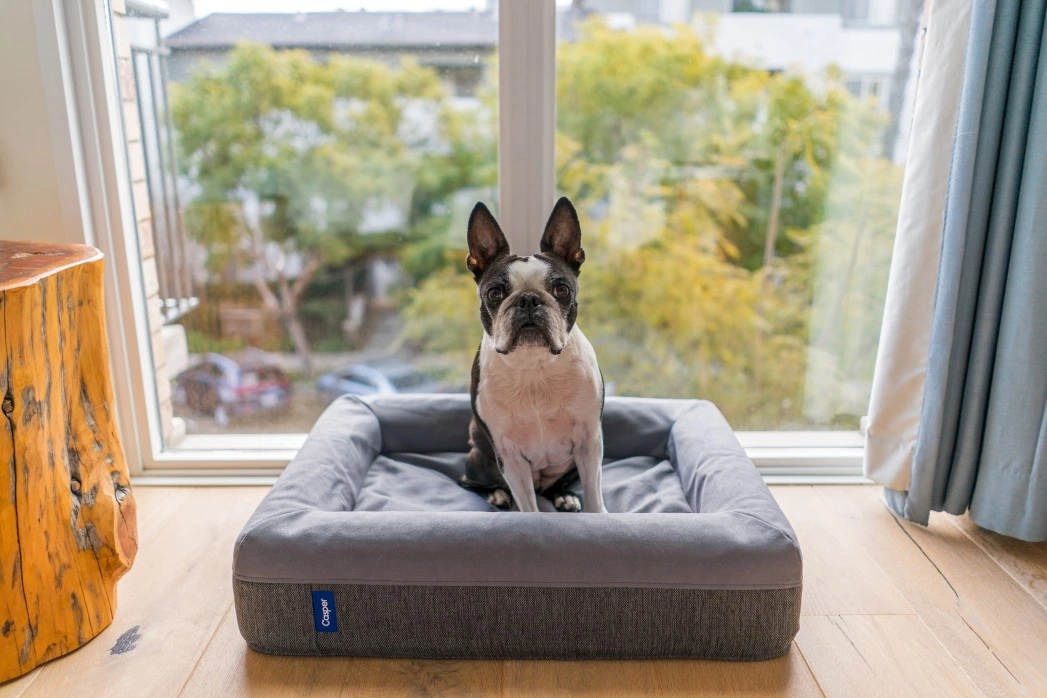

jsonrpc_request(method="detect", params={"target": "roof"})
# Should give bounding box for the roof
[165,11,498,51]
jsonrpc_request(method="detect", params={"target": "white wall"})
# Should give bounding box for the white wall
[701,12,900,76]
[0,1,82,245]
[866,0,900,26]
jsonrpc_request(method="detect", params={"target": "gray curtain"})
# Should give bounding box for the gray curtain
[886,0,1047,542]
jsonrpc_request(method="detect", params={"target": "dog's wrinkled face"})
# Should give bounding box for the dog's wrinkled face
[478,254,576,355]
[467,198,585,355]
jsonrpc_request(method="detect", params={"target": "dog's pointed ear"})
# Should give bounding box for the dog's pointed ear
[541,197,584,272]
[467,202,509,281]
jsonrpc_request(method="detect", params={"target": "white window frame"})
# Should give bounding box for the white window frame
[21,0,866,482]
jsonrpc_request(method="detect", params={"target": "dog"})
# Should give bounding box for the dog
[458,197,606,513]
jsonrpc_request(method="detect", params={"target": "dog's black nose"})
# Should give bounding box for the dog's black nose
[515,293,544,310]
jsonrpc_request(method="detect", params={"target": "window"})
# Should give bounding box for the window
[551,8,916,431]
[732,0,791,13]
[49,0,918,471]
[844,0,901,26]
[843,0,872,21]
[110,2,498,447]
[846,75,891,106]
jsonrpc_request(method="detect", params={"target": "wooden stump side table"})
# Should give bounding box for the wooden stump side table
[0,241,138,682]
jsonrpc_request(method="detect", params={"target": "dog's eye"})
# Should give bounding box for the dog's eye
[486,287,504,302]
[553,283,571,300]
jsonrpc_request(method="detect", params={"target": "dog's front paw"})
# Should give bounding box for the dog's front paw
[553,493,582,513]
[486,488,513,510]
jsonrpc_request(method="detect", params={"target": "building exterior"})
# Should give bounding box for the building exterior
[574,0,917,162]
[162,3,910,123]
[164,11,499,97]
[586,0,906,103]
[595,0,899,25]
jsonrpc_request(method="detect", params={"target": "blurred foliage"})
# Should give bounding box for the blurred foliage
[400,20,903,429]
[173,21,904,429]
[171,43,488,370]
[184,328,247,355]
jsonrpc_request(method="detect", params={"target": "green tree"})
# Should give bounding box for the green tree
[173,23,901,429]
[555,21,849,269]
[796,99,903,426]
[400,20,899,429]
[400,77,498,282]
[172,43,446,373]
[750,73,846,270]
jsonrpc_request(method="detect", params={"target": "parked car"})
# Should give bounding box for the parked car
[316,359,441,402]
[173,353,291,427]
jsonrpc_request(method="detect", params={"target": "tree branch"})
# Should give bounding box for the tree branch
[290,257,323,305]
[251,268,281,313]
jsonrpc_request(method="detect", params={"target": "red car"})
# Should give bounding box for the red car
[173,353,291,427]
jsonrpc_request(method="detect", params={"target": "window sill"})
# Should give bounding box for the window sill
[146,430,866,481]
[131,472,872,487]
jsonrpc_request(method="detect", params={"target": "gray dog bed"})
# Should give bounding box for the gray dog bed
[233,395,802,660]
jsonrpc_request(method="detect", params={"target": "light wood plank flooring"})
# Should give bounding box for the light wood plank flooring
[2,485,1045,697]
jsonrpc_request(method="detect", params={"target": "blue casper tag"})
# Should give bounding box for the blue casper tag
[311,590,339,632]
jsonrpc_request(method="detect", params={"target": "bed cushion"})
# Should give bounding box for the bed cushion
[233,394,803,660]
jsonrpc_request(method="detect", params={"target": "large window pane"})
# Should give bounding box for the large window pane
[115,3,496,444]
[551,1,919,430]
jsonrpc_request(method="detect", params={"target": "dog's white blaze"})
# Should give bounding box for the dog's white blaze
[506,256,551,291]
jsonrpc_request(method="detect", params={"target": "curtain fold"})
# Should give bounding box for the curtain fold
[864,0,973,490]
[875,0,1047,542]
[967,0,1047,540]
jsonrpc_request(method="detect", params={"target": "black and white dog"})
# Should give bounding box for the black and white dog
[459,197,606,513]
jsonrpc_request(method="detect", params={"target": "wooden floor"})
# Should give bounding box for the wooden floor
[2,485,1045,697]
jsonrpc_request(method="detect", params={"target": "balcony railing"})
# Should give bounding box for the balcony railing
[132,43,197,323]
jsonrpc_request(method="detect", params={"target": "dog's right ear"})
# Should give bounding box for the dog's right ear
[466,202,509,281]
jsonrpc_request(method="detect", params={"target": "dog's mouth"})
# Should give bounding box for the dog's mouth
[515,321,547,341]
[495,320,555,354]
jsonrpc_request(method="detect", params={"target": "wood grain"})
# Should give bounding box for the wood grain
[890,507,1047,694]
[0,243,137,682]
[771,487,911,616]
[5,484,1047,697]
[182,608,504,698]
[817,487,1045,696]
[948,513,1047,610]
[0,242,99,290]
[502,649,821,698]
[0,669,38,698]
[796,615,980,697]
[181,609,344,698]
[20,488,264,698]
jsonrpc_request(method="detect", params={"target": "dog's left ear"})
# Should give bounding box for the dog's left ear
[541,197,585,273]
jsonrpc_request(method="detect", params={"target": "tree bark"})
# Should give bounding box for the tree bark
[0,241,137,682]
[251,267,281,314]
[277,257,322,376]
[763,140,788,270]
[282,310,313,376]
[814,196,870,350]
[882,0,926,159]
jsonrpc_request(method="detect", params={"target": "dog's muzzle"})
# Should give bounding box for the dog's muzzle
[506,294,553,351]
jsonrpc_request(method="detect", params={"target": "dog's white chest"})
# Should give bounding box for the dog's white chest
[476,328,601,488]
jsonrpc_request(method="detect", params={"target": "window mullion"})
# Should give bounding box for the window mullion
[498,0,556,254]
[58,0,162,472]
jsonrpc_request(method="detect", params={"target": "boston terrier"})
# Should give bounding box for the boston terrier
[458,197,606,513]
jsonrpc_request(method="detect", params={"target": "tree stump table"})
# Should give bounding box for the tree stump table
[0,241,138,682]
